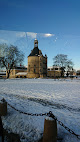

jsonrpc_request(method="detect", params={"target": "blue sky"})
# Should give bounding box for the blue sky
[0,0,80,70]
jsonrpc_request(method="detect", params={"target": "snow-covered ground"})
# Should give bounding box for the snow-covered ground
[0,78,80,142]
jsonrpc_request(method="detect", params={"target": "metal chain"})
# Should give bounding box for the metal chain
[7,102,48,116]
[0,99,48,116]
[1,99,80,139]
[48,111,80,139]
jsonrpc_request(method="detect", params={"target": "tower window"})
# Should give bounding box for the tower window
[34,65,36,73]
[55,68,58,70]
[35,43,38,47]
[34,68,36,73]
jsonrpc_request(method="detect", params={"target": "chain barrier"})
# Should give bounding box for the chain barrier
[48,111,80,140]
[8,102,48,116]
[1,98,80,140]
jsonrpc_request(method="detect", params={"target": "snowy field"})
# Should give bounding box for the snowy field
[0,78,80,142]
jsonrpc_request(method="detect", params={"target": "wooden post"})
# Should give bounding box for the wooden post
[0,98,7,116]
[43,118,57,142]
[0,116,4,142]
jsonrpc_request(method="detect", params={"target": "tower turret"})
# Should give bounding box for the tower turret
[34,39,38,48]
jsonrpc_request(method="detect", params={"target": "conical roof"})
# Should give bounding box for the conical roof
[29,47,39,56]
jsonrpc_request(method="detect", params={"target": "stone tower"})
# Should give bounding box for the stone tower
[27,39,47,78]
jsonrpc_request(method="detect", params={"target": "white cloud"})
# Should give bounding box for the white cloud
[16,32,26,38]
[43,33,55,37]
[16,31,54,39]
[27,32,37,39]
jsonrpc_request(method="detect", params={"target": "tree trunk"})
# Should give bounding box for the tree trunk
[61,70,64,77]
[7,69,10,78]
[66,71,69,77]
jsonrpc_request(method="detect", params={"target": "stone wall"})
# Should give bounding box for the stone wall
[27,56,40,78]
[27,56,47,78]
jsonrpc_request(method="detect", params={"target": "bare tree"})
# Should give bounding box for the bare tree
[66,60,74,77]
[53,54,74,77]
[0,44,24,78]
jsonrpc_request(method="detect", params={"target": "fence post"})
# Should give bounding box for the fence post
[0,116,4,142]
[0,98,7,116]
[43,118,57,142]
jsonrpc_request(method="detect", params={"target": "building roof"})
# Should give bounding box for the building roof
[16,72,27,75]
[28,47,42,56]
[28,39,47,57]
[14,66,27,70]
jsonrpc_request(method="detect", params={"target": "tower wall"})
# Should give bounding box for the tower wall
[39,56,47,78]
[27,56,40,78]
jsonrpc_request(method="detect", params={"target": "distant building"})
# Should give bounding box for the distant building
[76,70,80,76]
[0,71,6,78]
[69,70,76,77]
[47,66,61,78]
[6,66,27,78]
[27,39,47,78]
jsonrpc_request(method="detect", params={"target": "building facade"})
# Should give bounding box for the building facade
[0,71,6,78]
[47,66,61,78]
[6,66,27,78]
[27,39,47,78]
